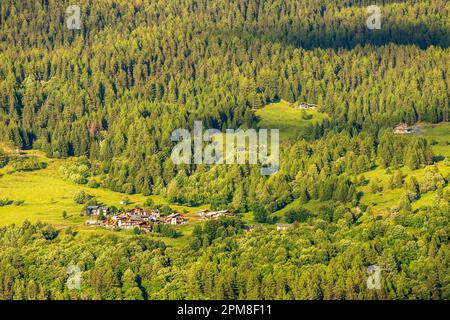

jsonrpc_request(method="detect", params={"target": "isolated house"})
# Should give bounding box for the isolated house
[245,225,263,232]
[126,208,147,216]
[296,103,317,110]
[276,223,293,231]
[127,214,150,222]
[149,209,161,218]
[202,210,233,220]
[108,208,161,231]
[393,123,417,134]
[103,219,117,229]
[126,208,149,219]
[138,223,153,232]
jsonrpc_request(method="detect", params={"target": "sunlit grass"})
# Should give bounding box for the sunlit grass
[255,100,329,140]
[0,150,208,246]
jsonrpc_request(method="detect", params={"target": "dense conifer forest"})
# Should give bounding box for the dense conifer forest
[0,0,449,300]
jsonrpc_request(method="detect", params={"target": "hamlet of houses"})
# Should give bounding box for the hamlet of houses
[84,206,185,232]
[83,206,297,234]
[84,206,235,232]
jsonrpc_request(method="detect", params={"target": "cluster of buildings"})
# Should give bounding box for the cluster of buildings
[84,206,186,232]
[84,205,296,233]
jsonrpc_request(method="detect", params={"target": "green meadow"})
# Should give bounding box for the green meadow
[357,123,449,212]
[0,150,206,246]
[255,100,329,140]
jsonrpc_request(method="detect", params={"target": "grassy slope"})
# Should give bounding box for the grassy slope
[358,123,450,212]
[255,100,329,140]
[0,110,448,241]
[0,150,208,247]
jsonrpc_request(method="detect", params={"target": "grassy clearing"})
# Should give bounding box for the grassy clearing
[255,100,329,140]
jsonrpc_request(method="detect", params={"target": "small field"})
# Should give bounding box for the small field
[255,100,329,140]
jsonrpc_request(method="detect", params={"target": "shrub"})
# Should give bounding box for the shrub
[285,208,313,223]
[42,225,58,240]
[59,158,93,185]
[144,198,154,207]
[87,179,100,188]
[12,157,47,172]
[73,190,94,204]
[65,226,77,237]
[0,198,13,206]
[154,224,179,238]
[123,183,135,195]
[120,196,131,206]
[158,205,173,216]
[13,200,25,206]
[0,153,9,168]
[253,203,268,223]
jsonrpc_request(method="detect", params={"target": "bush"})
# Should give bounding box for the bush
[253,204,268,223]
[73,190,94,204]
[157,205,173,216]
[65,226,77,237]
[59,158,93,185]
[0,152,9,168]
[109,206,119,215]
[285,208,313,223]
[123,183,135,195]
[42,225,58,240]
[144,198,154,207]
[0,198,13,206]
[120,196,131,206]
[69,173,88,184]
[13,200,25,206]
[12,157,47,172]
[154,224,179,238]
[87,179,100,188]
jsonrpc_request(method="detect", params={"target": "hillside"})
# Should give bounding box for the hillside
[1,121,448,231]
[0,0,449,301]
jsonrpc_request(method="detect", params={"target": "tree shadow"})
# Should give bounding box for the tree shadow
[211,22,449,51]
[207,0,449,51]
